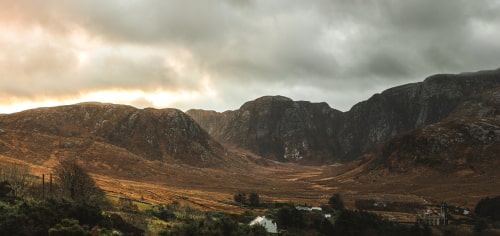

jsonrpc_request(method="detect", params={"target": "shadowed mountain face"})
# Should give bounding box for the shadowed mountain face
[338,69,500,161]
[188,69,500,164]
[0,103,223,166]
[371,87,500,172]
[189,96,343,164]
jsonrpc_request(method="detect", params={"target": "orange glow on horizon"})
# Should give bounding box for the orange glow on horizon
[0,89,215,114]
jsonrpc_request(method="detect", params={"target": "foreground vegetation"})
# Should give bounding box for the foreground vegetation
[0,160,143,235]
[2,161,500,235]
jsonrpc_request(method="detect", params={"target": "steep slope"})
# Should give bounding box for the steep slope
[189,69,500,163]
[309,87,500,208]
[369,87,500,173]
[188,96,343,163]
[339,69,500,160]
[0,103,224,166]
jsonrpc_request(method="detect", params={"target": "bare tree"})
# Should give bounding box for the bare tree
[54,159,105,206]
[0,162,34,198]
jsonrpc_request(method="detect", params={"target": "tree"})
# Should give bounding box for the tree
[277,206,303,229]
[54,159,104,206]
[0,181,12,198]
[328,194,345,210]
[234,192,247,205]
[249,193,260,207]
[475,196,500,221]
[0,163,33,198]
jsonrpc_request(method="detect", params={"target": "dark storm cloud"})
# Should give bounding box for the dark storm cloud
[1,0,499,112]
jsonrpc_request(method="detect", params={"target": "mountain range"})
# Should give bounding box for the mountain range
[0,68,498,209]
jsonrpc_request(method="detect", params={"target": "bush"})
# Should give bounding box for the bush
[334,210,431,236]
[0,181,12,197]
[249,193,260,207]
[474,217,488,233]
[328,194,345,210]
[109,213,145,236]
[147,205,175,221]
[0,198,138,236]
[277,206,303,229]
[160,215,268,236]
[475,196,500,221]
[234,192,246,205]
[48,219,91,236]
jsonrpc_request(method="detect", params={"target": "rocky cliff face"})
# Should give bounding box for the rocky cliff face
[188,69,500,163]
[371,87,500,172]
[0,103,223,165]
[339,69,500,160]
[188,96,344,163]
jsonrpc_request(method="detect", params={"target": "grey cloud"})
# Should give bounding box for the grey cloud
[82,54,199,92]
[0,36,201,99]
[1,0,500,112]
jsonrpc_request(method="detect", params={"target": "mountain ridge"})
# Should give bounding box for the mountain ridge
[188,68,500,164]
[0,68,498,213]
[0,102,224,166]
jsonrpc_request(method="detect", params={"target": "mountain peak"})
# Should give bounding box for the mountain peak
[239,95,293,110]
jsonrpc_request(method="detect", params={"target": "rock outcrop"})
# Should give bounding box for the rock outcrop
[188,69,500,163]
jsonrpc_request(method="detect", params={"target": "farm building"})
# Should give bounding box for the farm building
[249,216,278,234]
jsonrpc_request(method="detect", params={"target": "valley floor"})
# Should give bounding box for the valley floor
[2,149,500,220]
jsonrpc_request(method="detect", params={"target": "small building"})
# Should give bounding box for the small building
[417,203,448,226]
[416,215,447,226]
[249,216,278,234]
[296,206,312,211]
[311,207,323,211]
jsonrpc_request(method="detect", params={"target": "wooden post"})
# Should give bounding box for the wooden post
[42,174,45,199]
[49,174,53,196]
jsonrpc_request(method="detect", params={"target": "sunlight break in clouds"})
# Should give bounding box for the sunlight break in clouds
[0,85,216,114]
[1,0,500,113]
[0,20,217,114]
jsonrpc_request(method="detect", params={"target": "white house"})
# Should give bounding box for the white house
[296,206,323,211]
[311,207,323,211]
[296,206,312,211]
[249,216,278,234]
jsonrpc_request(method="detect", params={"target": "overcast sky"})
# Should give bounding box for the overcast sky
[1,0,499,113]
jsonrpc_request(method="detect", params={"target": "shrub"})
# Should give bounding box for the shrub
[475,196,500,221]
[234,192,246,205]
[328,194,345,210]
[249,193,260,207]
[277,206,303,229]
[48,219,91,236]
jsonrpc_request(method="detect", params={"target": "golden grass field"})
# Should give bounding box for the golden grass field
[2,142,499,217]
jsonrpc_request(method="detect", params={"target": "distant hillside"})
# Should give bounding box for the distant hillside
[0,103,224,166]
[188,69,500,164]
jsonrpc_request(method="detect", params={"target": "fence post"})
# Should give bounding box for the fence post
[49,174,53,196]
[42,174,45,199]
